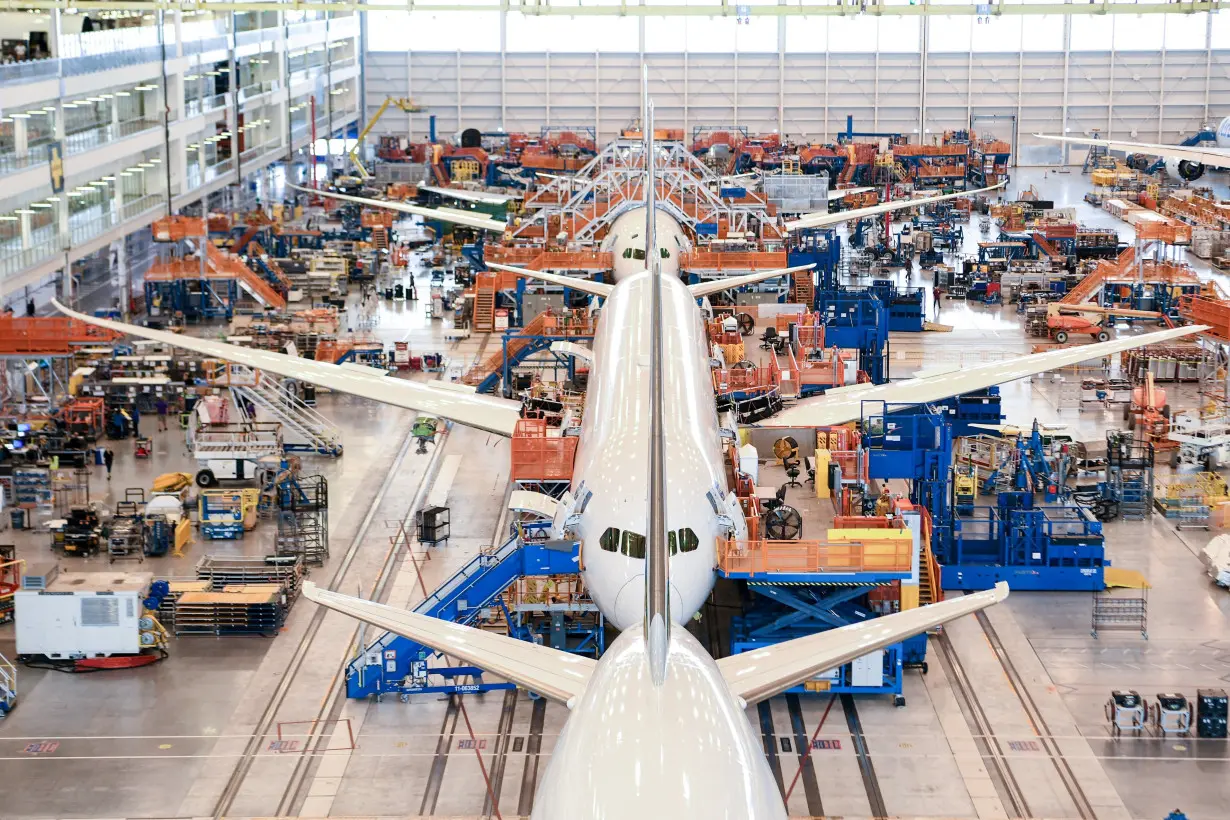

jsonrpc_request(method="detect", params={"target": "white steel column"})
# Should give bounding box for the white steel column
[1061,12,1071,165]
[1158,17,1167,142]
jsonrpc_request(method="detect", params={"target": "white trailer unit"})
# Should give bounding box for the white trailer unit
[15,571,152,659]
[189,410,283,487]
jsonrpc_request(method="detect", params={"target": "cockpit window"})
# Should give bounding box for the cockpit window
[600,527,621,552]
[678,528,699,553]
[632,248,646,261]
[660,248,670,259]
[622,248,634,259]
[621,531,646,559]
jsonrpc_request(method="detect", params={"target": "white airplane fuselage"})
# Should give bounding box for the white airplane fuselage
[532,627,786,819]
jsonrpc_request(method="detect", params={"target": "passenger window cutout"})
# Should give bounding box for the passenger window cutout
[668,531,678,556]
[600,527,621,552]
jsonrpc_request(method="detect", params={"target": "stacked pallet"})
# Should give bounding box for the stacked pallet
[195,555,304,600]
[172,584,286,637]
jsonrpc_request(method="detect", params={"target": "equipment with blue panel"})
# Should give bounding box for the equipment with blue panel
[929,387,1004,438]
[868,280,926,332]
[815,290,889,384]
[787,228,841,294]
[945,492,1106,591]
[346,534,604,700]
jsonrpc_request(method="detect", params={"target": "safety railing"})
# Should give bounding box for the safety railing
[682,251,788,271]
[0,237,61,280]
[713,364,778,396]
[64,115,163,157]
[0,316,123,356]
[717,537,913,577]
[0,57,59,85]
[510,418,578,482]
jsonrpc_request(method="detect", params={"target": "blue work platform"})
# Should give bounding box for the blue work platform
[346,535,600,700]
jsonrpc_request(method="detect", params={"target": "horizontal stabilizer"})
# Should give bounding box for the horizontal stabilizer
[303,581,595,704]
[52,300,523,437]
[719,583,1008,703]
[485,262,614,298]
[762,325,1205,429]
[688,264,816,299]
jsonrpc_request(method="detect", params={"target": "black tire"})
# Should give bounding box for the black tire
[1096,330,1110,342]
[1207,451,1220,472]
[1162,404,1171,419]
[1055,330,1069,344]
[1170,449,1181,468]
[1128,413,1136,431]
[1122,402,1131,421]
[195,469,217,488]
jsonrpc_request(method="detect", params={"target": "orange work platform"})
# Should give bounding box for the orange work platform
[510,418,578,481]
[152,215,207,242]
[0,316,123,356]
[682,251,788,272]
[717,535,912,577]
[1180,295,1230,342]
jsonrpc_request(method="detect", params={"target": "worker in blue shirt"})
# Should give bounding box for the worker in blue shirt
[130,404,141,437]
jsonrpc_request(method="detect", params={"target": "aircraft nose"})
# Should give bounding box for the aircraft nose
[613,575,645,631]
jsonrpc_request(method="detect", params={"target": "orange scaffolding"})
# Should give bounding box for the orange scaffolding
[716,535,912,577]
[510,418,578,481]
[0,316,123,356]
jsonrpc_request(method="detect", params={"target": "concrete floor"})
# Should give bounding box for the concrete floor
[1,166,1230,819]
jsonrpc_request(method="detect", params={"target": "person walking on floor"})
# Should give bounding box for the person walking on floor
[155,397,169,431]
[103,447,114,480]
[932,286,943,319]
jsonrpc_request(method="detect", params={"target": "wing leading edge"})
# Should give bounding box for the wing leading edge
[52,301,523,436]
[785,182,1007,232]
[286,183,507,233]
[1035,134,1230,168]
[303,582,595,704]
[764,325,1205,429]
[720,583,1008,703]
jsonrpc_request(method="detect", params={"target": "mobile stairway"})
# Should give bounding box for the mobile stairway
[206,362,344,456]
[462,312,595,395]
[0,651,15,717]
[345,535,584,700]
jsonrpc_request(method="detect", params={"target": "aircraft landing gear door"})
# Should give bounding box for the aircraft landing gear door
[970,112,1017,185]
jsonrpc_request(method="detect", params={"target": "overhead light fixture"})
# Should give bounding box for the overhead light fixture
[30,202,53,209]
[41,107,55,113]
[120,172,134,177]
[14,209,36,215]
[100,94,114,100]
[138,162,154,168]
[63,104,78,109]
[150,158,162,164]
[0,216,18,221]
[102,176,116,182]
[73,100,89,105]
[10,113,30,119]
[116,91,131,97]
[47,197,60,202]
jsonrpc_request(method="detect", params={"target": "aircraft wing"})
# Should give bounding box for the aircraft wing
[764,325,1203,428]
[785,182,1006,232]
[1035,134,1230,167]
[687,264,816,299]
[485,262,614,298]
[52,300,523,436]
[303,582,594,704]
[828,186,875,201]
[287,183,507,233]
[720,583,1007,703]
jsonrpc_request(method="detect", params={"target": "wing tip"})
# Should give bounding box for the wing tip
[302,580,323,602]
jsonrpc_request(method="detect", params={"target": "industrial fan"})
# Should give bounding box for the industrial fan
[762,506,803,540]
[772,436,803,488]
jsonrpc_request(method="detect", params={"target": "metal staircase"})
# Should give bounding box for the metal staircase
[472,273,497,332]
[346,535,580,699]
[205,243,287,310]
[210,363,343,456]
[462,311,549,390]
[0,651,15,717]
[1061,247,1135,304]
[515,139,775,242]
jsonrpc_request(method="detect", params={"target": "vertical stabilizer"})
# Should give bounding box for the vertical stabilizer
[642,73,671,686]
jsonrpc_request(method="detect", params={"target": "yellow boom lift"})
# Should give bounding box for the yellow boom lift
[349,97,426,181]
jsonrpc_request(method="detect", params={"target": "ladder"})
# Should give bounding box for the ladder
[230,368,344,456]
[0,651,15,717]
[371,226,389,252]
[473,273,497,332]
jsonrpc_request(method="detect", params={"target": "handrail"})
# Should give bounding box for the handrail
[717,536,912,576]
